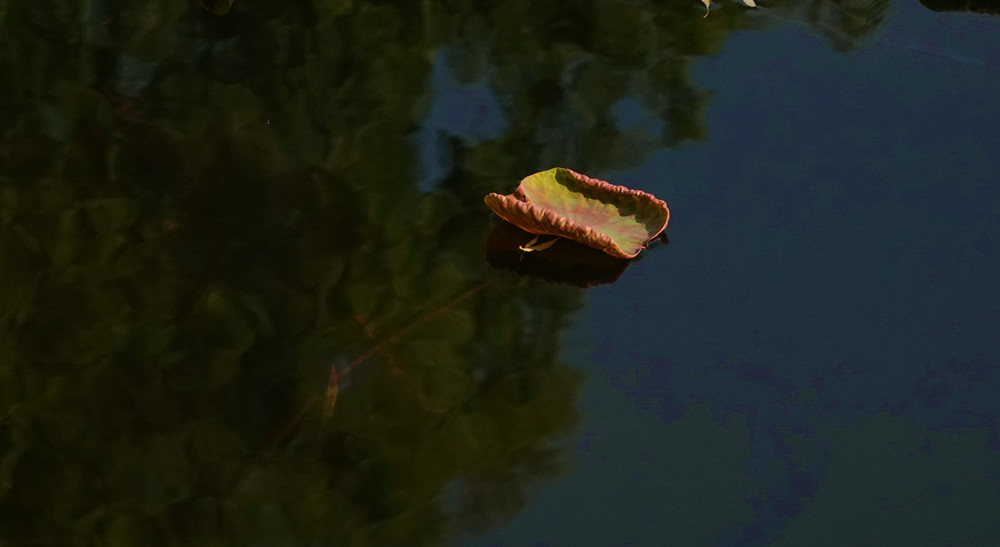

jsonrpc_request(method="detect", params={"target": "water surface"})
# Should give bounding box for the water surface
[1,1,998,545]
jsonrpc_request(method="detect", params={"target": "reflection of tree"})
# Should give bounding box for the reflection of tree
[921,0,1000,14]
[0,0,891,544]
[442,1,727,174]
[768,0,892,52]
[808,0,891,52]
[0,2,583,544]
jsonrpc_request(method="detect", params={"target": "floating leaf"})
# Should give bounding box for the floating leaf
[702,0,711,16]
[484,168,669,259]
[743,0,757,7]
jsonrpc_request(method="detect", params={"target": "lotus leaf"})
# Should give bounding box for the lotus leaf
[483,168,670,259]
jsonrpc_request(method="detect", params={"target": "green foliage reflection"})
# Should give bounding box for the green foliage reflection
[0,0,887,544]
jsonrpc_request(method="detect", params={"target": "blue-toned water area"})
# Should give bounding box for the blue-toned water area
[1,1,998,545]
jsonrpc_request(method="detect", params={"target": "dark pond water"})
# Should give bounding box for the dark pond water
[2,1,999,545]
